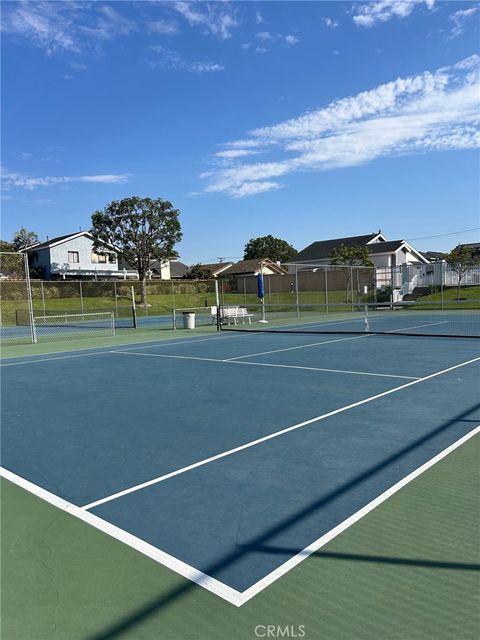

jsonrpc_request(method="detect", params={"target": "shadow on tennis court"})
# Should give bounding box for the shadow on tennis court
[247,549,480,572]
[87,402,479,640]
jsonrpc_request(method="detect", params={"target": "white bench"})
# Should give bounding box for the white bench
[221,306,253,325]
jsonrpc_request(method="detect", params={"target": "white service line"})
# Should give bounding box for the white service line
[81,355,480,511]
[386,321,448,333]
[225,333,372,360]
[110,349,419,380]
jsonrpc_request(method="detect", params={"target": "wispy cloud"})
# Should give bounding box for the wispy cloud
[323,17,339,29]
[353,0,435,27]
[2,169,130,190]
[171,1,239,39]
[449,6,479,38]
[148,45,224,73]
[79,5,135,40]
[202,56,480,198]
[214,149,260,159]
[245,30,300,53]
[1,1,136,55]
[148,19,180,35]
[1,1,80,54]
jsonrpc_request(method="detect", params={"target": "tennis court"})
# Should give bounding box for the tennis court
[2,319,479,624]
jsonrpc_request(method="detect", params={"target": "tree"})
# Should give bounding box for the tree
[13,228,38,251]
[444,245,480,300]
[0,241,26,279]
[184,264,213,280]
[243,235,297,262]
[330,244,374,267]
[330,244,374,302]
[90,196,182,304]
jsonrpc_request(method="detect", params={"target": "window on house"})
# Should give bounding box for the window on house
[91,253,107,263]
[68,251,79,263]
[108,254,116,263]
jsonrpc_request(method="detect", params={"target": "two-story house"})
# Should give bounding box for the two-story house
[24,231,130,280]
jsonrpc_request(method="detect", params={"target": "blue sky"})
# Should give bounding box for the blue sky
[2,0,479,263]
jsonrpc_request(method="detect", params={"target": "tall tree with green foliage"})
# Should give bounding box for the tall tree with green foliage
[444,245,479,300]
[330,244,374,303]
[243,235,297,262]
[0,241,26,279]
[90,196,182,304]
[13,228,38,251]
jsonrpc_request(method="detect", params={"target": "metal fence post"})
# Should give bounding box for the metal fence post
[325,267,329,314]
[41,280,46,316]
[295,265,300,317]
[79,281,84,315]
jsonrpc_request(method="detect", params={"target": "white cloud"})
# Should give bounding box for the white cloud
[449,7,479,38]
[285,35,300,45]
[323,17,339,28]
[202,56,480,197]
[353,0,435,27]
[256,31,274,41]
[148,20,180,35]
[1,1,135,55]
[80,5,135,40]
[215,149,260,159]
[2,170,130,190]
[148,45,224,73]
[171,1,239,39]
[255,11,263,24]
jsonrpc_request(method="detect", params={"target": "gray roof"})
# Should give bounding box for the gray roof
[289,234,379,262]
[367,240,405,254]
[169,261,189,278]
[26,232,89,251]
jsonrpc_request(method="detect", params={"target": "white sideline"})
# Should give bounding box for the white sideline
[110,349,419,380]
[0,332,250,367]
[0,467,242,606]
[2,426,479,608]
[239,424,480,605]
[81,355,480,511]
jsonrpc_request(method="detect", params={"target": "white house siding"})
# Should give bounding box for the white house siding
[48,236,118,277]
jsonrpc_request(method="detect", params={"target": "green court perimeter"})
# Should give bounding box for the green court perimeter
[1,328,479,640]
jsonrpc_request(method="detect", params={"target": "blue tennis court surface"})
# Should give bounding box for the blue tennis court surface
[1,331,479,602]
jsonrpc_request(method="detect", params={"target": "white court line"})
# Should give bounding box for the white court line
[0,467,242,606]
[2,425,478,607]
[0,332,248,367]
[225,320,453,361]
[238,424,480,605]
[81,355,480,511]
[226,333,372,360]
[385,321,448,333]
[111,350,419,380]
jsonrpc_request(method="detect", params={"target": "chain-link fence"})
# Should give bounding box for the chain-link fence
[0,275,219,344]
[0,253,36,345]
[218,264,377,310]
[2,259,478,346]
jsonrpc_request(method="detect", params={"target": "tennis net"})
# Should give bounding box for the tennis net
[33,312,116,340]
[218,300,480,338]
